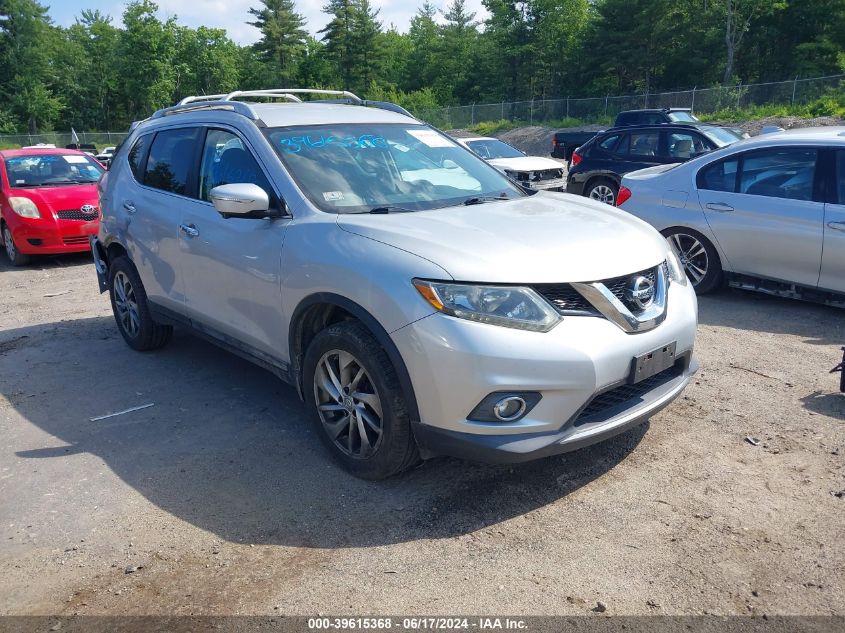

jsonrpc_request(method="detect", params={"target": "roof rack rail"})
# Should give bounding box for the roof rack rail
[150,88,414,124]
[221,88,361,103]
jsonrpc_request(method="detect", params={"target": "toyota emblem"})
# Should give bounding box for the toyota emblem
[626,275,655,310]
[80,204,97,215]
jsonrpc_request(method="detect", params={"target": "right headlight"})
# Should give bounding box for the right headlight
[8,197,40,219]
[413,279,561,332]
[665,248,688,286]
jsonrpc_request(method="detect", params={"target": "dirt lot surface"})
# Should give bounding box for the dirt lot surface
[1,254,843,617]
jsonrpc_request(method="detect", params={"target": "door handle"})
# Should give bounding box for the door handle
[123,200,136,213]
[706,202,734,212]
[179,223,199,238]
[828,221,845,232]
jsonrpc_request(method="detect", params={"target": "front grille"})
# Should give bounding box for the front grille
[533,265,660,316]
[57,208,99,221]
[533,284,595,314]
[573,363,683,426]
[603,266,657,310]
[532,168,564,182]
[63,236,90,245]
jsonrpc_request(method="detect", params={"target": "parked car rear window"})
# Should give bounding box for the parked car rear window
[597,135,621,151]
[128,134,151,181]
[144,128,199,196]
[4,153,103,187]
[264,124,523,213]
[699,158,739,192]
[739,149,816,201]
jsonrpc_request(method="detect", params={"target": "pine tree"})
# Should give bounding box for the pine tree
[248,0,307,86]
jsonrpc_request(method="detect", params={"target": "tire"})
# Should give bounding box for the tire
[302,320,419,480]
[108,256,173,351]
[662,227,723,294]
[2,222,31,266]
[585,178,619,206]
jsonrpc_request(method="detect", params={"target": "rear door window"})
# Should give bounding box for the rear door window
[143,128,200,196]
[666,132,709,160]
[628,132,659,157]
[738,149,817,201]
[698,158,739,192]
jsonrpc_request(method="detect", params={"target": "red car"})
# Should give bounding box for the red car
[0,147,105,266]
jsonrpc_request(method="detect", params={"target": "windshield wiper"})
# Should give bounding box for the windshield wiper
[463,195,510,206]
[366,205,415,214]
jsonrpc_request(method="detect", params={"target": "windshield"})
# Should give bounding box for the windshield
[264,124,524,213]
[465,138,524,160]
[668,111,698,122]
[4,153,104,187]
[701,126,744,148]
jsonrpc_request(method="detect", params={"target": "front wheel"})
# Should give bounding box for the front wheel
[303,320,419,479]
[108,256,173,351]
[662,227,723,294]
[2,223,30,266]
[585,178,619,206]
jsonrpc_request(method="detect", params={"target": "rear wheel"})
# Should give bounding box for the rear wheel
[585,178,619,206]
[2,223,30,266]
[303,320,419,480]
[662,227,723,294]
[108,256,173,351]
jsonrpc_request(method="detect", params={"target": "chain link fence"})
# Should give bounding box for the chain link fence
[416,74,845,130]
[0,131,128,149]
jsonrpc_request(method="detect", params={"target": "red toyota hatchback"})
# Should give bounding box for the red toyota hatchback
[0,148,105,266]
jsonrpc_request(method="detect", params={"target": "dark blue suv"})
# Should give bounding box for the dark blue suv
[566,124,743,206]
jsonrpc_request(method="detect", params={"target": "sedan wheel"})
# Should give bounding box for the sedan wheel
[313,349,384,459]
[113,270,141,339]
[586,180,618,205]
[3,224,29,266]
[667,232,709,286]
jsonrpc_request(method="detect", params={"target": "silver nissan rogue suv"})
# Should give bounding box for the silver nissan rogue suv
[92,89,699,479]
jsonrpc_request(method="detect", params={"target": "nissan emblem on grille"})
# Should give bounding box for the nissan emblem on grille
[626,275,655,310]
[80,204,97,215]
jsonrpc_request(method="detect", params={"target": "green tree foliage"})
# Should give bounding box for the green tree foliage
[0,0,841,134]
[248,0,307,86]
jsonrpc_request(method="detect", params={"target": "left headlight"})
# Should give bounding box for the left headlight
[8,197,40,219]
[413,279,561,332]
[665,248,688,286]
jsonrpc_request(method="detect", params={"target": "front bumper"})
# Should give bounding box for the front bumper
[4,215,98,255]
[391,281,698,463]
[526,177,567,191]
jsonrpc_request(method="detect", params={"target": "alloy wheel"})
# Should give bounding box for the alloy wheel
[589,184,616,205]
[667,233,709,285]
[313,349,384,459]
[3,226,15,261]
[113,270,141,338]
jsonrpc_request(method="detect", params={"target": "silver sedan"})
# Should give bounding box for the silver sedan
[618,127,845,305]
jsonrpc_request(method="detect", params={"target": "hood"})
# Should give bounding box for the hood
[6,183,99,214]
[488,156,564,173]
[336,192,669,284]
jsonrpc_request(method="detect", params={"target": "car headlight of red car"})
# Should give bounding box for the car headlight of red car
[8,197,40,219]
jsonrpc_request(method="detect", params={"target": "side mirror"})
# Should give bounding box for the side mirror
[209,183,270,217]
[442,159,459,170]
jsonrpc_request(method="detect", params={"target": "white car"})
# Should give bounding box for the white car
[619,127,845,305]
[457,136,567,191]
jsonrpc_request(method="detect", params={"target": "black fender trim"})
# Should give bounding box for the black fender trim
[288,293,421,426]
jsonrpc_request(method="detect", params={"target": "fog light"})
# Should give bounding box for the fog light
[493,396,527,421]
[467,391,541,423]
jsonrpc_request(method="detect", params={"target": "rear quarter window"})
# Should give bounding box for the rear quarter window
[698,158,739,192]
[143,128,200,196]
[127,134,151,181]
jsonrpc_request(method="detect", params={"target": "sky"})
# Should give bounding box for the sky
[45,0,490,45]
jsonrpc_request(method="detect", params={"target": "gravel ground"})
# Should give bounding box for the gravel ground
[0,253,843,617]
